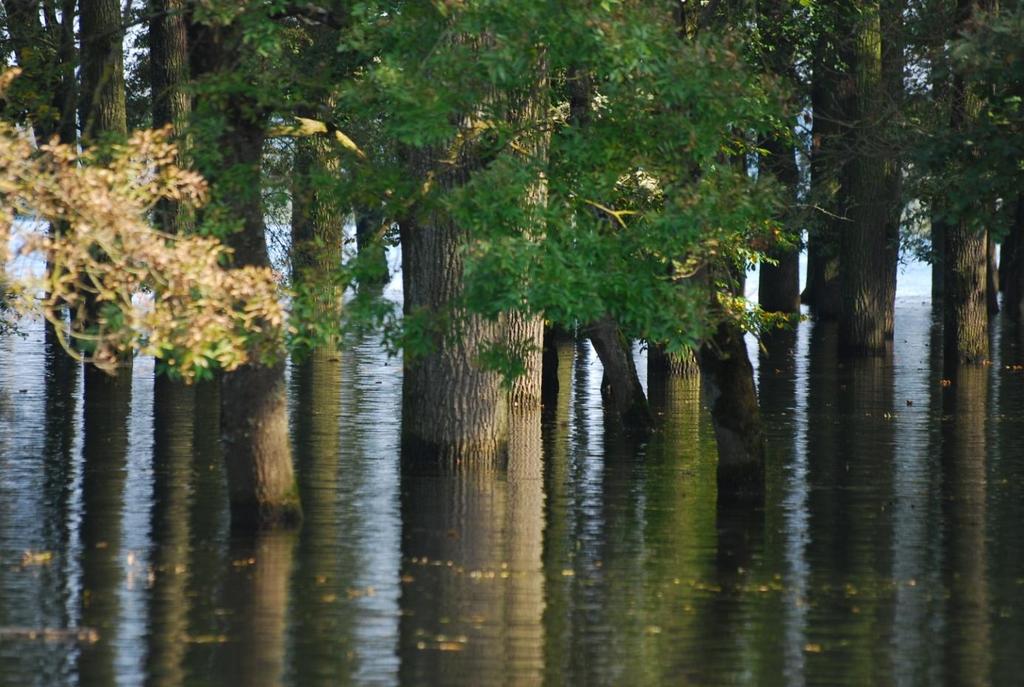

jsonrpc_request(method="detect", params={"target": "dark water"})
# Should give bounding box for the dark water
[2,295,1024,686]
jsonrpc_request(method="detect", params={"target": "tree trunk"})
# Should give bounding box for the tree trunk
[79,0,127,140]
[540,324,571,411]
[648,344,699,379]
[291,130,344,328]
[805,10,842,319]
[757,0,801,315]
[150,0,191,234]
[932,218,947,300]
[699,321,765,499]
[191,20,300,527]
[586,316,652,432]
[838,0,895,356]
[943,0,990,366]
[507,310,545,409]
[400,214,508,459]
[355,211,390,288]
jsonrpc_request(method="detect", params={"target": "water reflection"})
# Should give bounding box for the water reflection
[0,301,1023,685]
[77,368,132,684]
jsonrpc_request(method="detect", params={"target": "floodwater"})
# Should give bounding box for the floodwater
[2,266,1023,686]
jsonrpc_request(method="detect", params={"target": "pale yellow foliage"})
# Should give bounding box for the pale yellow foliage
[0,69,285,380]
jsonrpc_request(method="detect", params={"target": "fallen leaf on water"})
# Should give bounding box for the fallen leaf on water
[20,551,53,567]
[804,643,823,653]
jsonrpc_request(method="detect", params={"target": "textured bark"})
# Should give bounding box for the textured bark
[699,322,765,498]
[291,130,344,323]
[648,344,700,379]
[150,0,191,234]
[587,316,652,432]
[757,0,801,315]
[79,0,127,140]
[1004,196,1024,322]
[220,363,300,527]
[838,0,896,356]
[401,214,508,460]
[804,13,842,319]
[943,0,991,365]
[507,310,545,409]
[192,21,300,527]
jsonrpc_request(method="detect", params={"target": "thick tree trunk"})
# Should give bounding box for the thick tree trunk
[540,325,571,411]
[401,215,508,459]
[699,322,765,498]
[150,0,191,234]
[79,0,127,140]
[587,316,652,432]
[507,310,545,409]
[944,222,989,364]
[191,21,300,528]
[838,0,896,356]
[943,0,990,365]
[648,344,700,379]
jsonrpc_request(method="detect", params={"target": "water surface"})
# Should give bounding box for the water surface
[1,286,1023,685]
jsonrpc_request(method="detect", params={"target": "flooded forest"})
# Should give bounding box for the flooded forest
[1,0,1023,685]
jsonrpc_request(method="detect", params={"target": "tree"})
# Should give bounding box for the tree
[189,6,302,526]
[837,0,901,356]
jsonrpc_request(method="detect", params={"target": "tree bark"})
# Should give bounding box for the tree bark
[587,316,652,432]
[507,310,545,409]
[191,18,300,527]
[804,10,842,319]
[291,129,344,326]
[943,0,991,366]
[150,0,191,234]
[699,321,765,499]
[400,213,508,460]
[837,0,896,356]
[79,0,127,140]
